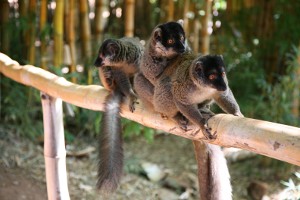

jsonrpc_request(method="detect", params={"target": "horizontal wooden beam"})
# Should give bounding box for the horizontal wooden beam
[1,53,300,166]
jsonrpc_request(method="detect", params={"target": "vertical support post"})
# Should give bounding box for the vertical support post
[192,141,210,200]
[192,141,232,200]
[41,93,70,200]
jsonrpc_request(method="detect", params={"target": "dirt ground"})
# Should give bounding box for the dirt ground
[0,125,299,200]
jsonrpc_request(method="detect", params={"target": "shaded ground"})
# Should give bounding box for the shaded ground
[0,167,47,200]
[0,126,299,200]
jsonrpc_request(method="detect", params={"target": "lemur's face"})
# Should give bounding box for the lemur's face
[194,55,227,92]
[94,39,120,67]
[153,22,187,57]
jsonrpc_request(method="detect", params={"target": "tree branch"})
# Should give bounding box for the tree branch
[1,53,300,166]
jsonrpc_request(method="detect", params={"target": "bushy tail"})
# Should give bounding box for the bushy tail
[97,90,124,192]
[193,141,232,200]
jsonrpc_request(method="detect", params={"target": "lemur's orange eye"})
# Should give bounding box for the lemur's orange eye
[167,39,174,44]
[209,74,217,80]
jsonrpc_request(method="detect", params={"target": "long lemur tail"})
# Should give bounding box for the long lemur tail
[193,141,232,200]
[97,89,124,192]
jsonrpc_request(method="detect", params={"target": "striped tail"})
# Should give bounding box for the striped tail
[97,90,124,192]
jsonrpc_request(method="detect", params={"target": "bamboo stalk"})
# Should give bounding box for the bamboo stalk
[124,0,135,37]
[28,0,37,65]
[0,0,10,53]
[167,0,174,21]
[192,1,200,53]
[183,0,190,35]
[95,0,108,44]
[292,44,300,118]
[79,0,92,84]
[1,53,300,166]
[201,0,212,55]
[40,0,48,69]
[66,0,77,83]
[53,0,64,67]
[18,0,28,60]
[158,0,167,23]
[19,0,28,17]
[79,0,92,58]
[41,92,70,200]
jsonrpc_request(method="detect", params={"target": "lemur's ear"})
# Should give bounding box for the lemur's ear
[153,28,162,42]
[195,61,204,74]
[106,42,119,56]
[177,19,184,27]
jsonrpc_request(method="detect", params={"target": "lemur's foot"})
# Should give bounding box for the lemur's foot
[201,125,217,140]
[129,93,138,113]
[160,113,168,120]
[179,123,189,131]
[173,113,190,131]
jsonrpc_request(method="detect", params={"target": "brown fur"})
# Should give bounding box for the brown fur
[153,53,243,138]
[134,21,189,108]
[94,37,144,193]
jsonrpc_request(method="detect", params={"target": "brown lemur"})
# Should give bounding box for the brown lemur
[153,54,243,199]
[133,20,240,199]
[134,20,190,108]
[153,54,243,138]
[94,37,144,192]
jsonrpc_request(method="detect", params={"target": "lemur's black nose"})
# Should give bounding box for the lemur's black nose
[94,57,104,67]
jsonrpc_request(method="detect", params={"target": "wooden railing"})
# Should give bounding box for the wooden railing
[1,53,300,199]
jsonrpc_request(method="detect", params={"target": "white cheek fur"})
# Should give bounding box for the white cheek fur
[155,42,178,57]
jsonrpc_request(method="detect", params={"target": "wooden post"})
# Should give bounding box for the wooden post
[125,0,135,37]
[193,141,232,200]
[41,93,70,200]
